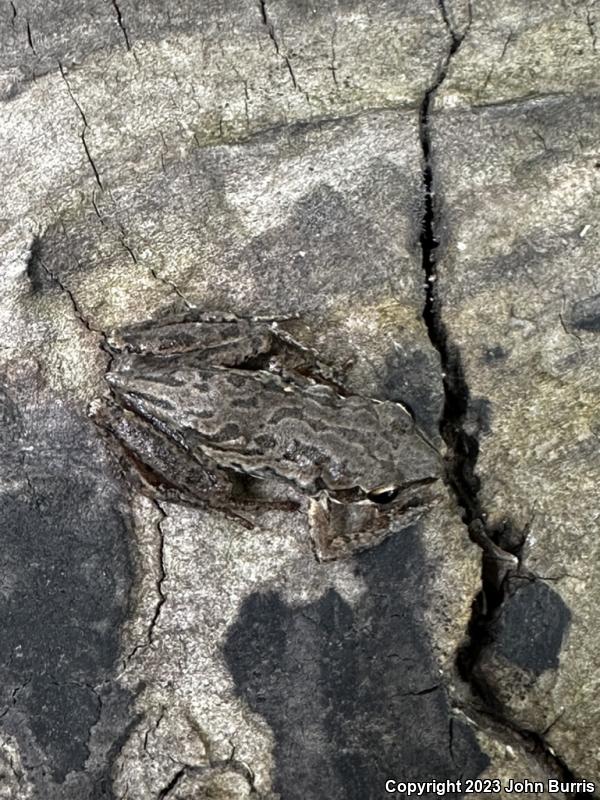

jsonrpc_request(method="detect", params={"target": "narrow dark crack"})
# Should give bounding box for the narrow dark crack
[29,235,107,340]
[587,9,597,51]
[25,18,35,52]
[453,700,597,797]
[329,23,339,88]
[154,738,258,799]
[258,0,277,51]
[147,264,192,307]
[91,194,107,226]
[435,0,457,44]
[142,708,261,797]
[157,767,186,799]
[123,499,169,665]
[258,0,299,91]
[147,499,168,645]
[110,0,132,51]
[418,5,592,793]
[420,0,479,524]
[58,61,104,190]
[110,218,191,305]
[80,136,104,190]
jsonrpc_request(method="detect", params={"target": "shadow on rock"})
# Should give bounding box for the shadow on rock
[0,389,133,797]
[224,526,489,799]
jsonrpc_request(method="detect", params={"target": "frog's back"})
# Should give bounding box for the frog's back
[108,362,440,496]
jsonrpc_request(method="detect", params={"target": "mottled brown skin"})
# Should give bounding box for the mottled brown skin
[95,311,443,560]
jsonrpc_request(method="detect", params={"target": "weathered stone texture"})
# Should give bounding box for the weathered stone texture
[1,0,598,796]
[432,0,600,782]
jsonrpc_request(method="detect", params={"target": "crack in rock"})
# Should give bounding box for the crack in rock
[154,744,258,799]
[417,2,587,788]
[147,500,168,646]
[110,0,132,51]
[258,0,299,92]
[58,62,104,190]
[28,235,107,341]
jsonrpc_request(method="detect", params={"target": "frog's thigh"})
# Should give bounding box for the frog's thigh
[114,318,276,366]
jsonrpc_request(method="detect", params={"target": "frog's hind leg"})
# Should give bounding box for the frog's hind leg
[106,315,274,368]
[91,400,300,527]
[92,399,224,503]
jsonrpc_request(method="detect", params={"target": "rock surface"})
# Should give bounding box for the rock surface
[0,0,597,797]
[433,4,600,782]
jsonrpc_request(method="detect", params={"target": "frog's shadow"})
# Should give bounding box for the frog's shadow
[223,526,489,800]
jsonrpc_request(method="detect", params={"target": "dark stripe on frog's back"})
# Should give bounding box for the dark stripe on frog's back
[131,365,412,460]
[230,395,259,409]
[182,376,405,489]
[267,406,304,425]
[117,364,432,489]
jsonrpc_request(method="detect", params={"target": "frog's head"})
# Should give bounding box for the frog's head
[309,475,443,562]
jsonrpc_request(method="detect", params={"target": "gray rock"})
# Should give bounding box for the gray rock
[1,0,595,796]
[432,3,600,783]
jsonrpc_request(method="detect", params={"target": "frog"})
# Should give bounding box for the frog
[92,310,443,561]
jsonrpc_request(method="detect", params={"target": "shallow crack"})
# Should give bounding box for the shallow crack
[329,23,339,88]
[58,62,104,190]
[258,0,279,53]
[258,0,299,92]
[110,219,191,306]
[147,263,193,307]
[110,0,132,51]
[155,753,258,799]
[124,499,170,664]
[586,8,597,51]
[417,4,590,790]
[453,700,596,796]
[22,465,42,510]
[28,235,107,341]
[147,499,168,645]
[150,711,259,798]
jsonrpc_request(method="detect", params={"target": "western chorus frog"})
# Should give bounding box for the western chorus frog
[93,310,442,560]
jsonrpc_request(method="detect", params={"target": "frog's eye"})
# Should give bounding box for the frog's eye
[367,485,399,504]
